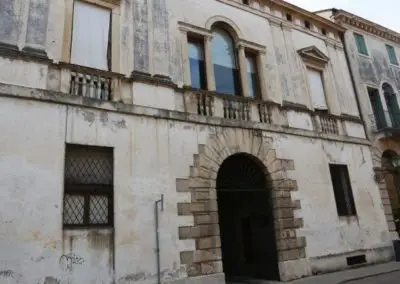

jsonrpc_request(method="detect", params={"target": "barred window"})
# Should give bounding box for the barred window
[63,144,113,228]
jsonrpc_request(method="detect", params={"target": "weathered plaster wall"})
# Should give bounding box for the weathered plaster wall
[0,0,361,117]
[0,95,388,283]
[343,27,400,137]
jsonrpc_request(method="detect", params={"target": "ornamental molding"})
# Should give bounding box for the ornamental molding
[334,12,400,45]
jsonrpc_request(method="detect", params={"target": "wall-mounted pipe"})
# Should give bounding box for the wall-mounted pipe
[155,194,164,284]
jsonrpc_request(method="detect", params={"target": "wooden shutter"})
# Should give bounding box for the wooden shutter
[70,1,111,70]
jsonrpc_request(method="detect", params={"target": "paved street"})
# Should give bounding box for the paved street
[343,270,400,284]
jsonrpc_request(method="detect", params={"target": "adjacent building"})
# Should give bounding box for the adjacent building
[317,8,400,238]
[0,0,393,283]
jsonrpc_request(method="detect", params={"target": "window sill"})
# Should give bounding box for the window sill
[63,225,113,230]
[339,215,358,223]
[357,53,371,60]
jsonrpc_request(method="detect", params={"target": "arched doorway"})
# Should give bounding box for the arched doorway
[382,150,400,233]
[216,153,279,282]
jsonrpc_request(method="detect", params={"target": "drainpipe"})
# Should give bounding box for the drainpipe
[155,194,164,284]
[340,31,369,139]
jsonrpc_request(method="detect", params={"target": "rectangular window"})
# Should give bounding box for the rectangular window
[386,44,399,65]
[307,68,327,110]
[188,37,207,89]
[70,0,111,70]
[354,33,368,56]
[63,144,113,228]
[329,164,357,217]
[245,53,259,98]
[368,88,387,130]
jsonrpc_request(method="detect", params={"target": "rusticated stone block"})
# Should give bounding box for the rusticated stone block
[201,261,223,274]
[193,248,222,263]
[177,203,191,216]
[187,263,201,277]
[278,249,300,261]
[180,251,193,264]
[196,236,221,249]
[194,213,219,225]
[176,178,190,192]
[274,208,294,219]
[190,202,206,212]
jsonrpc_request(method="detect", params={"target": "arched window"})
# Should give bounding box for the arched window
[383,83,400,127]
[211,27,241,95]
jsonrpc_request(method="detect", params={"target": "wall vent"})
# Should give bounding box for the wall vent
[346,254,366,266]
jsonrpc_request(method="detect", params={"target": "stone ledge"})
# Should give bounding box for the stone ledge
[0,83,372,147]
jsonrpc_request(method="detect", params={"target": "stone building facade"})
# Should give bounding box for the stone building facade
[317,8,400,239]
[0,0,393,283]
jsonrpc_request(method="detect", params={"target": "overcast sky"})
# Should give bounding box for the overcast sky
[285,0,400,32]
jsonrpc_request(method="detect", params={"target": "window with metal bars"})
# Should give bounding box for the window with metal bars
[63,144,114,228]
[329,164,357,217]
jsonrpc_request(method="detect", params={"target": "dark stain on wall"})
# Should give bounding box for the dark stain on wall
[25,0,49,47]
[0,0,19,45]
[358,57,378,84]
[133,0,149,73]
[372,50,391,81]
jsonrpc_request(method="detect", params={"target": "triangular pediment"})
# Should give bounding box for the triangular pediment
[297,46,330,64]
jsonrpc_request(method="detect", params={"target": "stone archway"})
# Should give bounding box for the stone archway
[216,153,279,281]
[176,129,306,282]
[371,143,399,236]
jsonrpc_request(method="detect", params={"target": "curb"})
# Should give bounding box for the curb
[339,268,400,283]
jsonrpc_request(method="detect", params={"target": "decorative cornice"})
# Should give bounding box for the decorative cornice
[333,10,400,45]
[297,46,330,65]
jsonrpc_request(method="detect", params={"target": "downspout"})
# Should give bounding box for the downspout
[340,29,369,139]
[155,194,164,284]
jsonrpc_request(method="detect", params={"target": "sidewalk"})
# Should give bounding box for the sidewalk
[287,262,400,284]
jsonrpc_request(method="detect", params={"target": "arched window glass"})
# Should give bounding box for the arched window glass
[383,83,400,127]
[211,27,241,95]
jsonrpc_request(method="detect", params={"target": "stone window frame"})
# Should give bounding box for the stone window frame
[179,19,268,99]
[61,0,121,73]
[298,46,332,112]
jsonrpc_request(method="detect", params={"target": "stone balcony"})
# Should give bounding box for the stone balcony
[183,88,348,137]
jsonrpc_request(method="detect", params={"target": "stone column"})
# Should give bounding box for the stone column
[257,52,268,100]
[204,35,216,91]
[238,44,249,97]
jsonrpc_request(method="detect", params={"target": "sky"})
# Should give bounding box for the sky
[285,0,400,32]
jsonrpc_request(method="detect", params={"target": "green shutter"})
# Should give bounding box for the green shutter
[354,33,368,55]
[386,44,399,65]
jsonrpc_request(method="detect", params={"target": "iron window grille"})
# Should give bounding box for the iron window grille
[63,144,114,228]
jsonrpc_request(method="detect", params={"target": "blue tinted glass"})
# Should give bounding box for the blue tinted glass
[246,55,258,98]
[189,40,206,89]
[212,28,240,95]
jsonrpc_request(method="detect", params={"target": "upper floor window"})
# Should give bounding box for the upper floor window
[242,0,249,5]
[386,44,399,66]
[245,52,259,98]
[307,68,327,110]
[211,27,241,95]
[188,37,207,89]
[70,1,111,70]
[304,20,311,30]
[383,83,400,127]
[354,33,368,56]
